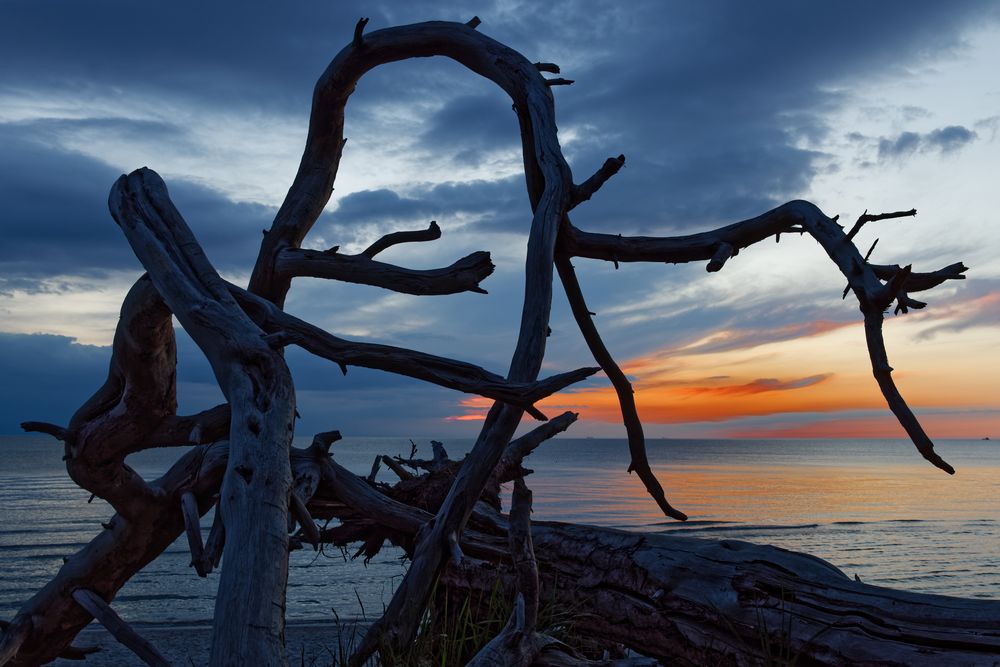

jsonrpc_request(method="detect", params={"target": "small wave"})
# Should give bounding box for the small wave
[114,593,208,603]
[662,522,820,534]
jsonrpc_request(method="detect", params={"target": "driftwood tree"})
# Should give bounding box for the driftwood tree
[2,17,997,667]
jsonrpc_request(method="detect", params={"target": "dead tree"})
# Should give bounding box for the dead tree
[0,16,983,667]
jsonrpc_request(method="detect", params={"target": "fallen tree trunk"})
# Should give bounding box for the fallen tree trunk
[442,519,1000,666]
[309,440,1000,666]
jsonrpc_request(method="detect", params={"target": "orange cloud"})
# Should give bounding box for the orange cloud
[444,290,1000,437]
[444,396,491,422]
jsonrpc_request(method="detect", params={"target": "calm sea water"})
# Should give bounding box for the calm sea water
[1,435,998,630]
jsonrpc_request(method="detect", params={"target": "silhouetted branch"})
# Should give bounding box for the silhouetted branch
[277,246,494,295]
[845,207,916,242]
[361,220,441,258]
[555,256,688,521]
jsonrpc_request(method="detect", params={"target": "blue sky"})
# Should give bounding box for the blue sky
[1,1,998,439]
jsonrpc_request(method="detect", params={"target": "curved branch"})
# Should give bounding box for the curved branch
[1,443,229,666]
[863,313,954,473]
[493,411,578,484]
[276,247,494,295]
[570,154,625,210]
[555,256,687,521]
[362,220,440,258]
[564,199,959,475]
[110,168,297,664]
[250,20,568,308]
[561,200,809,265]
[229,285,597,416]
[320,20,573,662]
[870,261,968,293]
[19,421,67,441]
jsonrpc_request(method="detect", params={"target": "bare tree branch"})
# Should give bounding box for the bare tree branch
[556,256,688,521]
[361,220,441,258]
[110,168,297,664]
[845,207,916,242]
[276,246,494,295]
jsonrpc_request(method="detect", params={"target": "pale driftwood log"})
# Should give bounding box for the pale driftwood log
[70,589,170,667]
[110,168,297,667]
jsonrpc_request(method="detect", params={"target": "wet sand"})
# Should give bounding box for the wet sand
[52,622,354,666]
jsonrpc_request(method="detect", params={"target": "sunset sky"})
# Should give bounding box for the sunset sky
[1,1,998,440]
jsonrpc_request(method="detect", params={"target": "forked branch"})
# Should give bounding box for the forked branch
[563,200,964,474]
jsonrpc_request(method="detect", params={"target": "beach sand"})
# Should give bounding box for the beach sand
[52,622,350,666]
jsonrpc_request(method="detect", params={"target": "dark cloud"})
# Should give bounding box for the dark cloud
[322,176,529,241]
[418,92,521,167]
[878,125,978,160]
[0,333,108,432]
[2,0,998,437]
[926,126,979,152]
[0,327,515,435]
[0,122,274,286]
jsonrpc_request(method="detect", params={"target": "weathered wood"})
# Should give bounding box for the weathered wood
[313,450,1000,665]
[361,220,440,258]
[381,454,415,480]
[556,257,687,521]
[468,478,544,667]
[4,15,978,667]
[277,246,494,295]
[845,207,916,241]
[71,589,171,667]
[203,504,225,573]
[563,200,965,474]
[111,168,297,666]
[443,521,1000,666]
[289,491,320,549]
[492,411,577,484]
[1,440,230,666]
[229,284,597,417]
[180,491,208,577]
[0,618,30,666]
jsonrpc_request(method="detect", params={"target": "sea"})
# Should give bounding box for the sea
[2,435,998,642]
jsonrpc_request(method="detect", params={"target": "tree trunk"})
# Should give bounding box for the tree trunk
[443,520,1000,666]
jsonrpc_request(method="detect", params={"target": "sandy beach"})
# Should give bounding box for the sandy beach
[52,622,351,666]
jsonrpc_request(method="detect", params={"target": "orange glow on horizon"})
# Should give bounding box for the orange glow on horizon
[443,295,1000,437]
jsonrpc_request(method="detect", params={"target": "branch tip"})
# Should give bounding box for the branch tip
[20,421,68,441]
[707,242,734,272]
[353,18,369,48]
